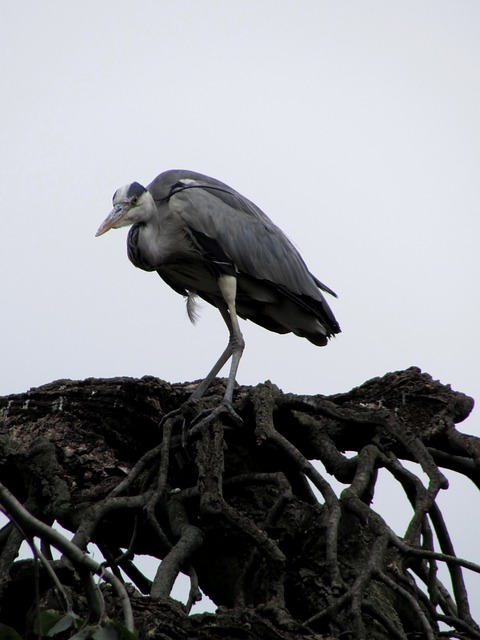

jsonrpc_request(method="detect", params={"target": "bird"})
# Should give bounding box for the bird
[96,169,340,427]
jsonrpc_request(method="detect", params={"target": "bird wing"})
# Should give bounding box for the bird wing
[148,170,336,303]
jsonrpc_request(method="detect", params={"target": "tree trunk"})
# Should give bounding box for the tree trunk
[0,367,478,639]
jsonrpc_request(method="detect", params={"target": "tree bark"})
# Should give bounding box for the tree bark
[0,367,478,639]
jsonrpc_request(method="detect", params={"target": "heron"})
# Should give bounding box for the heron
[96,169,340,428]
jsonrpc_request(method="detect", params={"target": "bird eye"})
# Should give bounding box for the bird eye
[131,196,139,205]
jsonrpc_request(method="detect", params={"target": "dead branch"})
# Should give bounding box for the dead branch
[0,367,478,639]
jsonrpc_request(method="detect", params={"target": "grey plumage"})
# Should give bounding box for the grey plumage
[96,169,340,420]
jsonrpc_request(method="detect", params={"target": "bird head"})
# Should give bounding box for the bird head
[95,182,155,236]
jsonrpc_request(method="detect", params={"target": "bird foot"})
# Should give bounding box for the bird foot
[159,404,193,429]
[188,399,243,438]
[159,398,242,447]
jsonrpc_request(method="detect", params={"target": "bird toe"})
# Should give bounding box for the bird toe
[188,399,243,437]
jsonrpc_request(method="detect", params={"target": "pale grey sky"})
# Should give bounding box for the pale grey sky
[1,0,479,615]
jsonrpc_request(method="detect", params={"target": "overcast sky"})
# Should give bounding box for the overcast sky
[1,1,479,616]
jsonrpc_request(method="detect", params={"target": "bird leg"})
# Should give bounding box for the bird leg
[187,340,234,404]
[188,276,245,433]
[160,276,245,437]
[216,275,245,405]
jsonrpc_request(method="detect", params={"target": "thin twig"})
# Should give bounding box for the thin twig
[0,482,135,632]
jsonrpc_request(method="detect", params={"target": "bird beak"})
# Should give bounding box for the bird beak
[95,204,128,237]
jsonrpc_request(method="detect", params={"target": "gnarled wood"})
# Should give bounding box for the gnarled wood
[0,367,478,639]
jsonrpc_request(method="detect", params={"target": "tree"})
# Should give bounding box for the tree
[0,367,479,639]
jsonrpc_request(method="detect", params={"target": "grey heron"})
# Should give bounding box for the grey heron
[96,170,340,427]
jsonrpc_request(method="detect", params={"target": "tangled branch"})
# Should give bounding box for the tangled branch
[0,367,478,639]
